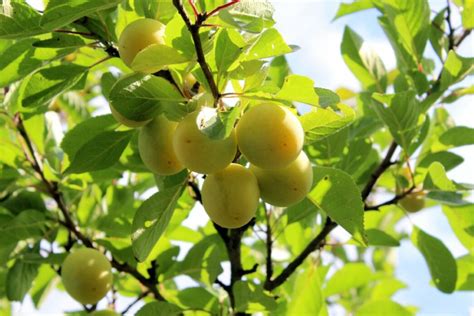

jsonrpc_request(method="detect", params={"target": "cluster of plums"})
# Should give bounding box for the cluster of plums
[136,103,313,229]
[110,18,314,228]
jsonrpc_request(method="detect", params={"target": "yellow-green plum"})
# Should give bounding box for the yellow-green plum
[172,110,237,174]
[109,104,150,128]
[61,248,112,305]
[399,191,426,213]
[250,151,313,207]
[202,164,260,228]
[236,103,304,169]
[118,18,166,67]
[138,115,184,175]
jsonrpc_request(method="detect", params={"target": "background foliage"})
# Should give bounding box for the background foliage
[0,0,473,315]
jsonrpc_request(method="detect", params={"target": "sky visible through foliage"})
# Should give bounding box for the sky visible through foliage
[10,0,474,315]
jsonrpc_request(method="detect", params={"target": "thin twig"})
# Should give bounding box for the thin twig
[206,0,241,18]
[121,290,151,315]
[365,186,417,211]
[173,0,221,103]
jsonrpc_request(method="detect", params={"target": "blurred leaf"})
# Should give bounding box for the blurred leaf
[109,73,184,122]
[366,229,400,247]
[334,0,374,19]
[41,0,122,29]
[244,28,291,60]
[301,104,355,144]
[33,34,86,49]
[6,260,39,301]
[371,91,422,151]
[371,278,406,300]
[286,264,322,315]
[22,64,88,108]
[136,301,182,316]
[65,130,134,174]
[308,167,366,245]
[30,265,56,308]
[357,299,412,316]
[214,28,245,78]
[132,177,186,262]
[324,263,375,297]
[61,115,119,159]
[234,281,277,313]
[439,126,474,148]
[314,88,340,108]
[411,226,457,293]
[418,151,464,172]
[0,2,47,39]
[131,44,189,74]
[276,74,319,105]
[460,0,474,29]
[177,287,219,314]
[423,162,457,191]
[443,204,474,254]
[456,254,474,291]
[341,26,387,92]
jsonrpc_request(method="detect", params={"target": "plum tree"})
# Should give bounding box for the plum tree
[61,248,113,305]
[237,103,305,169]
[400,191,426,213]
[250,151,313,207]
[173,110,237,174]
[138,115,184,175]
[202,164,260,228]
[117,18,166,67]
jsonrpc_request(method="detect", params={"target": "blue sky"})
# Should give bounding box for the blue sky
[13,0,474,315]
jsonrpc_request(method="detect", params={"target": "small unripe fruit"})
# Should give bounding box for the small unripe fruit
[250,151,313,207]
[109,104,150,128]
[61,248,112,305]
[118,18,166,67]
[399,191,426,213]
[173,111,237,174]
[138,115,184,175]
[202,164,260,228]
[237,103,304,169]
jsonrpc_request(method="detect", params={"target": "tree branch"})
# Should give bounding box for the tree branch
[13,114,166,302]
[120,290,150,315]
[173,0,220,103]
[361,141,398,201]
[364,186,416,211]
[263,218,337,291]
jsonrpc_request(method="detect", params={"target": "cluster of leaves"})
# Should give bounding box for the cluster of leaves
[0,0,473,315]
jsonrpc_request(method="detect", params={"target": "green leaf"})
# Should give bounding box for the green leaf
[286,264,323,315]
[461,0,474,29]
[439,126,474,148]
[267,56,289,88]
[411,226,457,293]
[65,130,134,174]
[214,28,245,78]
[0,210,48,247]
[376,0,430,68]
[371,91,422,151]
[275,74,319,106]
[177,287,218,313]
[324,263,375,297]
[341,26,387,92]
[6,260,39,301]
[308,167,366,245]
[136,301,182,316]
[131,44,189,74]
[41,0,122,30]
[423,162,457,191]
[418,151,464,172]
[0,2,47,39]
[61,115,119,159]
[443,204,474,254]
[132,179,186,262]
[427,191,470,206]
[234,281,277,313]
[371,278,407,300]
[314,88,341,108]
[357,300,412,316]
[285,198,317,226]
[334,0,374,19]
[429,9,448,62]
[300,104,355,144]
[22,65,88,108]
[439,51,474,91]
[244,28,292,61]
[30,265,56,308]
[456,254,474,291]
[198,106,240,140]
[366,229,400,247]
[109,73,184,122]
[33,34,86,49]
